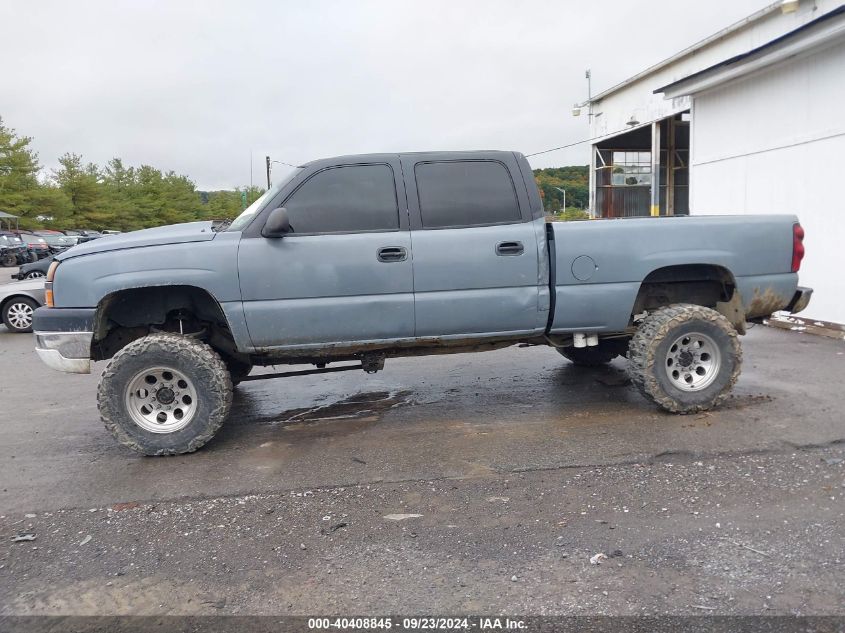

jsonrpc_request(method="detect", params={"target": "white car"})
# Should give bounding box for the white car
[0,278,45,333]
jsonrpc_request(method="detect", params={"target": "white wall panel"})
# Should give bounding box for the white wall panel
[692,86,845,323]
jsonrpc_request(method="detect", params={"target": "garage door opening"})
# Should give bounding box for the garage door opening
[593,111,689,218]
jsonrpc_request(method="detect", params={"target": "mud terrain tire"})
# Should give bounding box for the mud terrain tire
[98,333,233,455]
[627,304,741,414]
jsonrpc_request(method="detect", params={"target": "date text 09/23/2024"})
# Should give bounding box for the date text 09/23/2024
[308,617,526,630]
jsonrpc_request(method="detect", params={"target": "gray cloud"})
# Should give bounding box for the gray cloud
[2,0,765,189]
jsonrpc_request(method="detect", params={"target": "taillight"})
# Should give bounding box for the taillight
[791,223,805,273]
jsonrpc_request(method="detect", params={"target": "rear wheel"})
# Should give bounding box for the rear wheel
[98,333,233,455]
[627,304,741,413]
[2,297,37,333]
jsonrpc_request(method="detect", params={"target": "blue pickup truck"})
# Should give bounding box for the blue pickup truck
[32,151,812,455]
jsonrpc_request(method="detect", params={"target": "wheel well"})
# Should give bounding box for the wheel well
[91,285,243,362]
[632,265,745,332]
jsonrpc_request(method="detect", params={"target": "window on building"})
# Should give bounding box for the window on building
[284,164,398,234]
[415,160,521,228]
[611,151,652,186]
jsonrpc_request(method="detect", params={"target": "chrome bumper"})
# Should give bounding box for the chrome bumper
[786,286,813,315]
[34,331,93,374]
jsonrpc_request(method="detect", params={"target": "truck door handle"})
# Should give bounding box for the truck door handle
[496,241,524,256]
[377,246,407,262]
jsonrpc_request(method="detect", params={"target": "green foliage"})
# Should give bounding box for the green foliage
[200,186,264,221]
[551,207,590,221]
[533,165,589,212]
[0,116,265,231]
[0,117,51,228]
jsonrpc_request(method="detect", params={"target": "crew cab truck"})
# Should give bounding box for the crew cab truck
[32,151,812,455]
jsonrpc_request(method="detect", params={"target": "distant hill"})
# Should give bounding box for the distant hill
[533,166,588,212]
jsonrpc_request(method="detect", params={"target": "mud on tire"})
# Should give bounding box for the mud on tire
[98,333,233,455]
[627,303,741,414]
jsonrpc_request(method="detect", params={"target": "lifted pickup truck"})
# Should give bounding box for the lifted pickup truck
[33,151,812,455]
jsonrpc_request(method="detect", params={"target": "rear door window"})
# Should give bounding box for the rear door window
[284,164,398,234]
[415,160,521,229]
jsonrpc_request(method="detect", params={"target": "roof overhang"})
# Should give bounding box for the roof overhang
[656,4,845,99]
[576,1,782,106]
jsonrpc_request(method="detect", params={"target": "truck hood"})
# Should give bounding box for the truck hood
[56,221,217,260]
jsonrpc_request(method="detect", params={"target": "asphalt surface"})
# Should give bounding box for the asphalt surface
[0,274,843,615]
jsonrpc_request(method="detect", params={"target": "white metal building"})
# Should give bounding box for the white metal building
[577,0,845,324]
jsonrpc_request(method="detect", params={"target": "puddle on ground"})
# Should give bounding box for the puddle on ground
[271,390,413,429]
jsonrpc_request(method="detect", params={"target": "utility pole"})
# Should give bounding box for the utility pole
[265,156,271,189]
[553,187,566,211]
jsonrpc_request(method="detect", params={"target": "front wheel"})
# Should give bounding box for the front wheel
[98,333,233,455]
[25,270,46,279]
[627,304,741,414]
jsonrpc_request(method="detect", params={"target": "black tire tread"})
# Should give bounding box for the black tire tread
[627,303,741,414]
[98,333,233,455]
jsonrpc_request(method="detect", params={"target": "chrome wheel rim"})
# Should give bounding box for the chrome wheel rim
[25,271,45,279]
[124,366,198,433]
[664,332,721,392]
[7,302,34,330]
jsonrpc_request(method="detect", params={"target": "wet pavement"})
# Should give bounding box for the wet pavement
[0,321,843,615]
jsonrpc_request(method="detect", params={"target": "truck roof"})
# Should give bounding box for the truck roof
[303,150,522,168]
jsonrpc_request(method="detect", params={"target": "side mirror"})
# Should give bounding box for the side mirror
[262,207,291,238]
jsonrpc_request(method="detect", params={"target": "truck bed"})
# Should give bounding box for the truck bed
[548,214,799,333]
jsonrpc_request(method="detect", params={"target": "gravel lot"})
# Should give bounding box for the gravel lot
[0,274,843,616]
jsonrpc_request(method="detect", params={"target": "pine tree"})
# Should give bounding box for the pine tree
[0,117,42,226]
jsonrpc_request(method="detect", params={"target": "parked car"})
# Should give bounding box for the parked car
[40,234,79,253]
[0,278,45,333]
[64,230,102,244]
[32,150,812,455]
[17,233,51,260]
[14,255,55,279]
[0,233,29,267]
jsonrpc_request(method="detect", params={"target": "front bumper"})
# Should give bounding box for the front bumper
[786,286,813,314]
[34,332,93,374]
[32,307,97,374]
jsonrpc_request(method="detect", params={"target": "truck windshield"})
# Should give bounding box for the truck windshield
[227,170,299,232]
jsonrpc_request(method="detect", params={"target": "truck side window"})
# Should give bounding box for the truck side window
[284,164,398,234]
[415,161,520,229]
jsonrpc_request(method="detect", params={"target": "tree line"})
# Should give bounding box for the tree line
[534,166,589,215]
[0,117,264,231]
[1,116,588,231]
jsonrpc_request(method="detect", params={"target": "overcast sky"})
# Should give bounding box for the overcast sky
[3,0,766,190]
